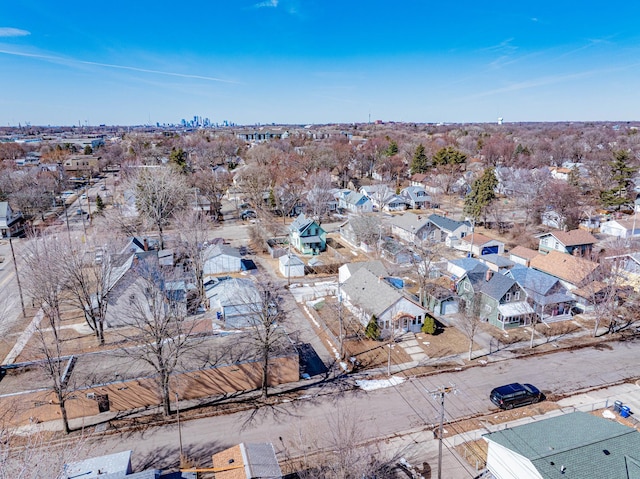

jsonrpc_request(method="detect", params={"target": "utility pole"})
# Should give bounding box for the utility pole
[337,281,343,360]
[429,385,456,479]
[175,392,184,463]
[9,237,26,318]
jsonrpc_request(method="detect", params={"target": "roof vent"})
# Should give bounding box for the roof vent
[603,449,611,455]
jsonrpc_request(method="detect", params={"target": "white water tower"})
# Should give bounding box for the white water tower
[497,117,503,125]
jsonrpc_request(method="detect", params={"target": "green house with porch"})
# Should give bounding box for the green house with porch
[289,213,326,255]
[456,268,534,329]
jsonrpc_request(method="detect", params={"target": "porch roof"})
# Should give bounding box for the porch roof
[498,301,535,317]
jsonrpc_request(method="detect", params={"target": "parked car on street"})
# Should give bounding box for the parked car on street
[490,383,542,409]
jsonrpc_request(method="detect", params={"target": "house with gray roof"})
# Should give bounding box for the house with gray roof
[447,257,488,280]
[507,264,575,321]
[338,259,388,284]
[456,268,534,329]
[477,253,515,273]
[339,214,384,253]
[342,267,428,334]
[389,212,433,244]
[483,411,640,479]
[400,185,432,209]
[427,213,472,245]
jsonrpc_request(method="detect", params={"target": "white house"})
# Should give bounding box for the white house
[341,267,428,334]
[400,185,432,209]
[599,214,640,238]
[389,212,433,244]
[336,189,373,213]
[0,202,25,238]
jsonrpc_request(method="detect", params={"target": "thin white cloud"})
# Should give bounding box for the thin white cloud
[0,27,30,37]
[461,64,640,101]
[0,48,238,84]
[254,0,278,7]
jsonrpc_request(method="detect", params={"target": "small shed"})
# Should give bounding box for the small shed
[279,254,305,278]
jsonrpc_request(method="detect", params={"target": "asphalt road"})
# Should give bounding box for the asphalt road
[88,338,640,473]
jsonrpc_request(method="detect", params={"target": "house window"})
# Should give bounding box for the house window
[461,232,466,238]
[554,241,560,249]
[464,282,470,292]
[484,304,492,312]
[129,294,135,305]
[505,292,511,302]
[515,291,520,300]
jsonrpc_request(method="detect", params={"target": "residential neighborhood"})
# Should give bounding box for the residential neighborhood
[1,120,640,478]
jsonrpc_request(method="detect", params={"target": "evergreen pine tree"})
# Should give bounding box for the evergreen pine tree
[365,315,381,340]
[410,143,429,174]
[95,194,105,213]
[421,315,436,334]
[463,167,498,222]
[600,150,637,210]
[432,146,467,166]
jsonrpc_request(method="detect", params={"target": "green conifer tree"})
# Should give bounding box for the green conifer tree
[365,315,381,340]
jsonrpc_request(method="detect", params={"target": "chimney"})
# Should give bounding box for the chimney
[485,270,493,282]
[143,238,149,251]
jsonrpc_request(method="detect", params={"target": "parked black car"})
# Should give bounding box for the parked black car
[490,383,542,409]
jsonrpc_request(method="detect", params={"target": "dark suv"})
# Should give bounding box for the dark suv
[490,383,542,410]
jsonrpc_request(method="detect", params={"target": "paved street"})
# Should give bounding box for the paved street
[80,339,640,476]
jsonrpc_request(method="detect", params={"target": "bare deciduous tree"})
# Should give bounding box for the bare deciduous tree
[118,261,199,416]
[59,238,117,345]
[174,209,214,310]
[240,275,289,398]
[0,421,85,479]
[22,235,73,433]
[283,407,399,479]
[133,166,189,249]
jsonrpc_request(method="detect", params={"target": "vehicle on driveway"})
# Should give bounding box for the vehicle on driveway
[241,209,257,220]
[490,383,542,409]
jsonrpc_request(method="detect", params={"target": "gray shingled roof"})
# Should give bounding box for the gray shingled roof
[484,412,640,479]
[389,212,431,232]
[342,267,402,317]
[467,270,516,300]
[428,213,470,232]
[343,260,388,278]
[243,443,283,478]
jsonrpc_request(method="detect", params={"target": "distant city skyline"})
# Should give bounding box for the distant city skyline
[2,1,640,126]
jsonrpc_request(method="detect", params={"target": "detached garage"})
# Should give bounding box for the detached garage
[279,254,305,278]
[460,232,505,257]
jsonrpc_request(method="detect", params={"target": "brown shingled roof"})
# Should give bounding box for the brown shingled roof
[541,229,598,246]
[461,232,499,246]
[529,250,599,286]
[509,245,539,260]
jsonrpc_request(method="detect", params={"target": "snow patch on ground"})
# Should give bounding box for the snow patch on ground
[356,376,406,391]
[602,409,616,419]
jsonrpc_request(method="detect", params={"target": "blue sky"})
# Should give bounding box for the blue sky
[2,1,640,126]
